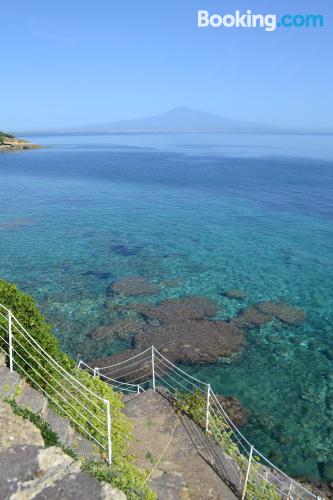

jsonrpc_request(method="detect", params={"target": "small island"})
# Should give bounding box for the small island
[0,131,41,152]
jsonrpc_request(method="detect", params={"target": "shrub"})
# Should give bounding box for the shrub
[0,131,15,143]
[175,390,280,499]
[0,279,156,499]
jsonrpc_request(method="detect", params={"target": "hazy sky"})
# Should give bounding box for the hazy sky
[1,0,332,131]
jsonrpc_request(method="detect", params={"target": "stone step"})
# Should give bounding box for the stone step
[44,408,76,449]
[0,443,126,499]
[70,432,100,461]
[122,392,141,404]
[0,352,7,367]
[16,381,48,415]
[0,364,102,462]
[0,366,20,399]
[0,445,78,499]
[32,471,126,499]
[0,401,44,449]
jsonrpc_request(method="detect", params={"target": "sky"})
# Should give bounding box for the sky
[1,0,332,131]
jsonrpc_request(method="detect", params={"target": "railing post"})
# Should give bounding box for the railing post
[94,367,99,378]
[205,384,211,432]
[241,445,253,500]
[8,310,13,372]
[152,346,156,391]
[105,399,112,465]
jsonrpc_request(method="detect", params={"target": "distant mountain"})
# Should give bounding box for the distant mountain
[74,107,280,134]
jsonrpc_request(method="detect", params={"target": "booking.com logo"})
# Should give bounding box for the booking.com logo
[197,10,324,31]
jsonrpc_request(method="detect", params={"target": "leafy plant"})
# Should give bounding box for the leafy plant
[0,279,155,499]
[175,390,280,499]
[6,398,78,459]
[0,131,15,144]
[83,459,157,500]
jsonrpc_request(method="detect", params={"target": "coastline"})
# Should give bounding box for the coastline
[0,135,42,152]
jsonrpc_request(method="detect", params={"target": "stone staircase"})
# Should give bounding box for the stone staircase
[0,354,125,499]
[123,388,238,500]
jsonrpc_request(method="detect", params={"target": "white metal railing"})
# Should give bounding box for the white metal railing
[77,359,144,394]
[0,304,112,465]
[82,346,319,500]
[0,301,320,498]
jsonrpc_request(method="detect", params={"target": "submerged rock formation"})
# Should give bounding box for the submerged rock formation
[231,301,306,329]
[255,301,307,325]
[144,296,218,321]
[223,289,247,300]
[135,320,245,364]
[90,319,146,342]
[217,395,250,428]
[109,276,160,296]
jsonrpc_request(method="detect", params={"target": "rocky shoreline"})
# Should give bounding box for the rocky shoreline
[0,132,41,152]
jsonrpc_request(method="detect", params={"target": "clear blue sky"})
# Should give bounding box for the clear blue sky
[1,0,332,131]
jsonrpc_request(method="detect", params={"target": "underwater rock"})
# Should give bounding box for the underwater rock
[0,217,38,231]
[90,319,146,341]
[88,349,153,383]
[110,243,138,256]
[110,276,160,296]
[223,289,247,300]
[309,481,333,500]
[105,301,152,319]
[159,278,183,288]
[254,413,276,433]
[231,301,306,329]
[145,296,218,322]
[82,270,112,280]
[319,461,333,481]
[231,306,273,329]
[255,301,306,326]
[134,319,245,364]
[216,395,250,427]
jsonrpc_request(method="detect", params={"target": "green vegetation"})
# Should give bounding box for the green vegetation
[174,390,280,500]
[0,131,15,144]
[6,398,78,459]
[83,459,156,500]
[145,451,156,465]
[0,279,156,499]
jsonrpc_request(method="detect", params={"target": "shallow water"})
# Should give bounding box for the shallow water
[0,133,332,480]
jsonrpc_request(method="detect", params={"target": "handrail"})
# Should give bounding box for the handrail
[81,345,317,500]
[0,302,317,497]
[0,304,112,465]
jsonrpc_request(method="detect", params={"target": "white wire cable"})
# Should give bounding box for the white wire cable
[11,355,106,448]
[12,335,105,424]
[154,356,207,393]
[0,305,317,498]
[12,344,105,436]
[98,346,152,370]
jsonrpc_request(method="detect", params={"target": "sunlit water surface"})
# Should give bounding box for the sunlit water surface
[0,133,332,480]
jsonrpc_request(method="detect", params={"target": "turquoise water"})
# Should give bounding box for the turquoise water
[0,133,332,480]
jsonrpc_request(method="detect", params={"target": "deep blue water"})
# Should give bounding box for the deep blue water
[0,133,332,480]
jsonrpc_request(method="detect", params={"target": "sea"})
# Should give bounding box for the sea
[0,132,332,480]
